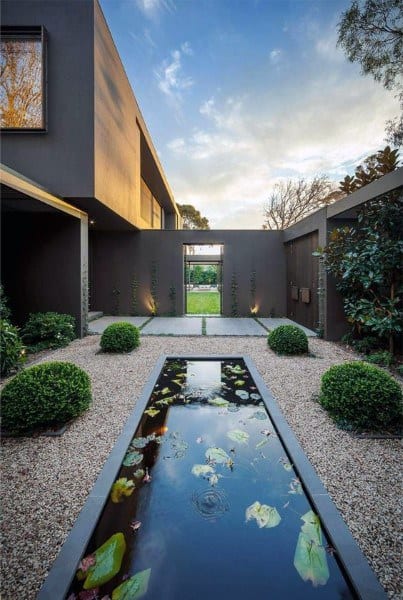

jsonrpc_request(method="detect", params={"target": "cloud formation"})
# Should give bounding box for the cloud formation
[136,0,175,19]
[155,43,194,110]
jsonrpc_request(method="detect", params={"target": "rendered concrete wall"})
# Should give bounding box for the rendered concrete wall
[1,0,95,198]
[1,212,87,336]
[90,230,286,317]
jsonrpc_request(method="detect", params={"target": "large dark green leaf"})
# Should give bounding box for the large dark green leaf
[112,568,151,599]
[82,532,126,589]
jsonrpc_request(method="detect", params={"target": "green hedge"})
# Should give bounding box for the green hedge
[0,319,26,377]
[22,312,76,351]
[267,324,308,355]
[100,322,140,353]
[319,361,402,431]
[1,361,91,434]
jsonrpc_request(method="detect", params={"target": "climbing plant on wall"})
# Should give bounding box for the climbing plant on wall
[231,273,239,317]
[169,284,177,316]
[150,261,159,316]
[249,269,257,313]
[131,275,139,316]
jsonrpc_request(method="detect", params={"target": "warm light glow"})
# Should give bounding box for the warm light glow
[250,305,259,315]
[147,295,157,316]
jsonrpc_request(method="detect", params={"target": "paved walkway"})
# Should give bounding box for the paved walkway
[89,315,317,337]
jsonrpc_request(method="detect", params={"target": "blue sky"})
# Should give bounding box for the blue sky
[100,0,399,229]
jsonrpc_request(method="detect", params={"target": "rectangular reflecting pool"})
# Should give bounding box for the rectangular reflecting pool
[39,356,386,600]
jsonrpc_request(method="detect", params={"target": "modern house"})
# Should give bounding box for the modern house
[1,0,402,340]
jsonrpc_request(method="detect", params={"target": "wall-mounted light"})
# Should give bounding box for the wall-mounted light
[89,218,96,225]
[250,305,259,315]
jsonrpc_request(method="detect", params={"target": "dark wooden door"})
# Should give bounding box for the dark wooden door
[286,232,319,331]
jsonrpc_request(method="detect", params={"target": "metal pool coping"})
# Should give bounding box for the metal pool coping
[37,355,386,599]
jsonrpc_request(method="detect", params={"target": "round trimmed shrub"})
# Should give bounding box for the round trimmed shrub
[267,324,308,355]
[319,361,402,431]
[22,311,76,351]
[100,322,140,353]
[0,319,26,377]
[1,361,91,434]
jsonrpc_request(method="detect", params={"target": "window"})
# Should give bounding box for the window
[0,26,47,131]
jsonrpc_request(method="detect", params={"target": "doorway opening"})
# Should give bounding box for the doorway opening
[184,244,223,315]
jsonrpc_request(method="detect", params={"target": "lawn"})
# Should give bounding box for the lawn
[186,291,220,314]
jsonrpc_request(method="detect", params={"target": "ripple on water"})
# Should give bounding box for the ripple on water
[191,488,230,521]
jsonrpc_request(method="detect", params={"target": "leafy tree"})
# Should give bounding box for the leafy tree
[262,177,336,230]
[337,0,403,146]
[177,204,210,229]
[316,191,403,353]
[339,146,400,193]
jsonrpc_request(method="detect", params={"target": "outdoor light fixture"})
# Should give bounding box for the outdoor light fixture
[250,305,259,315]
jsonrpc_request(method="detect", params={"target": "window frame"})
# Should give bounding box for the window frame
[0,25,48,133]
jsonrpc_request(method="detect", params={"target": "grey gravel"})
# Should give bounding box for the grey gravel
[1,336,401,599]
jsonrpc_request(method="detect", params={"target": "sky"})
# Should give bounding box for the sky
[99,0,399,229]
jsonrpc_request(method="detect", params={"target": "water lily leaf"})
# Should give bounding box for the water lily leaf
[205,447,230,464]
[112,568,151,600]
[255,438,269,449]
[250,393,261,400]
[133,469,145,480]
[209,473,221,486]
[123,451,143,467]
[234,380,245,386]
[208,397,229,407]
[227,429,249,444]
[280,458,293,471]
[172,379,184,386]
[245,501,281,529]
[226,365,246,375]
[110,478,135,503]
[130,437,150,449]
[227,403,240,412]
[155,397,174,406]
[288,479,303,495]
[235,390,249,400]
[250,410,268,420]
[82,533,126,589]
[144,407,160,418]
[191,464,215,477]
[294,511,329,586]
[161,387,171,395]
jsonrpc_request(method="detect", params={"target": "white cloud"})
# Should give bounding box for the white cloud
[155,44,194,110]
[136,0,175,19]
[269,48,282,64]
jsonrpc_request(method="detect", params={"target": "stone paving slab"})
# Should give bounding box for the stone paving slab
[88,316,149,334]
[141,317,202,335]
[258,317,317,337]
[206,317,267,336]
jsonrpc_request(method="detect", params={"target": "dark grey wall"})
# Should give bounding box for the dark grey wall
[1,212,86,336]
[90,230,286,317]
[1,0,95,198]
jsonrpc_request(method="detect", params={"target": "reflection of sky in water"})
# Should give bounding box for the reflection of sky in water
[68,360,354,600]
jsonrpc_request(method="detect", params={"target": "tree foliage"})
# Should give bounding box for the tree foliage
[316,191,403,353]
[337,0,403,146]
[339,146,400,194]
[177,204,210,229]
[262,177,337,230]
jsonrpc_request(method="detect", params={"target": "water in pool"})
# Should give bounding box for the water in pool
[66,359,355,599]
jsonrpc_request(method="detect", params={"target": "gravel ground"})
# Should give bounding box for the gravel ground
[1,335,402,599]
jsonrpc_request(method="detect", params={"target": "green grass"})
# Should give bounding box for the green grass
[186,291,220,314]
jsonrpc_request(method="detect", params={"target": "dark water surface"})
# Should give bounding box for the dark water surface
[67,359,355,599]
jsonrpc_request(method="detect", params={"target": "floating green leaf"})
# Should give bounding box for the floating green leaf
[234,380,245,386]
[110,478,135,503]
[250,393,261,400]
[133,469,145,480]
[205,447,230,464]
[235,390,249,400]
[81,532,126,589]
[155,397,174,406]
[209,473,221,486]
[172,379,184,386]
[245,502,281,529]
[123,451,143,467]
[161,387,171,395]
[208,397,229,407]
[250,410,268,420]
[226,365,246,375]
[144,407,160,418]
[227,403,240,412]
[288,479,303,495]
[227,429,249,444]
[112,567,151,599]
[130,436,151,448]
[280,458,293,471]
[255,438,269,449]
[293,511,329,587]
[191,464,215,477]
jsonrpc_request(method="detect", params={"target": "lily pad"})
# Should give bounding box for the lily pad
[294,511,329,586]
[208,397,229,407]
[161,387,171,395]
[227,429,249,444]
[191,464,215,477]
[250,410,268,420]
[289,479,303,495]
[144,407,160,418]
[234,380,245,387]
[235,390,249,401]
[112,567,151,599]
[110,478,135,503]
[133,469,145,480]
[250,393,261,401]
[227,403,240,412]
[81,532,126,589]
[226,365,246,375]
[255,438,269,449]
[123,451,143,467]
[245,501,281,529]
[155,397,174,406]
[172,379,184,386]
[130,436,152,449]
[209,473,221,486]
[205,447,230,464]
